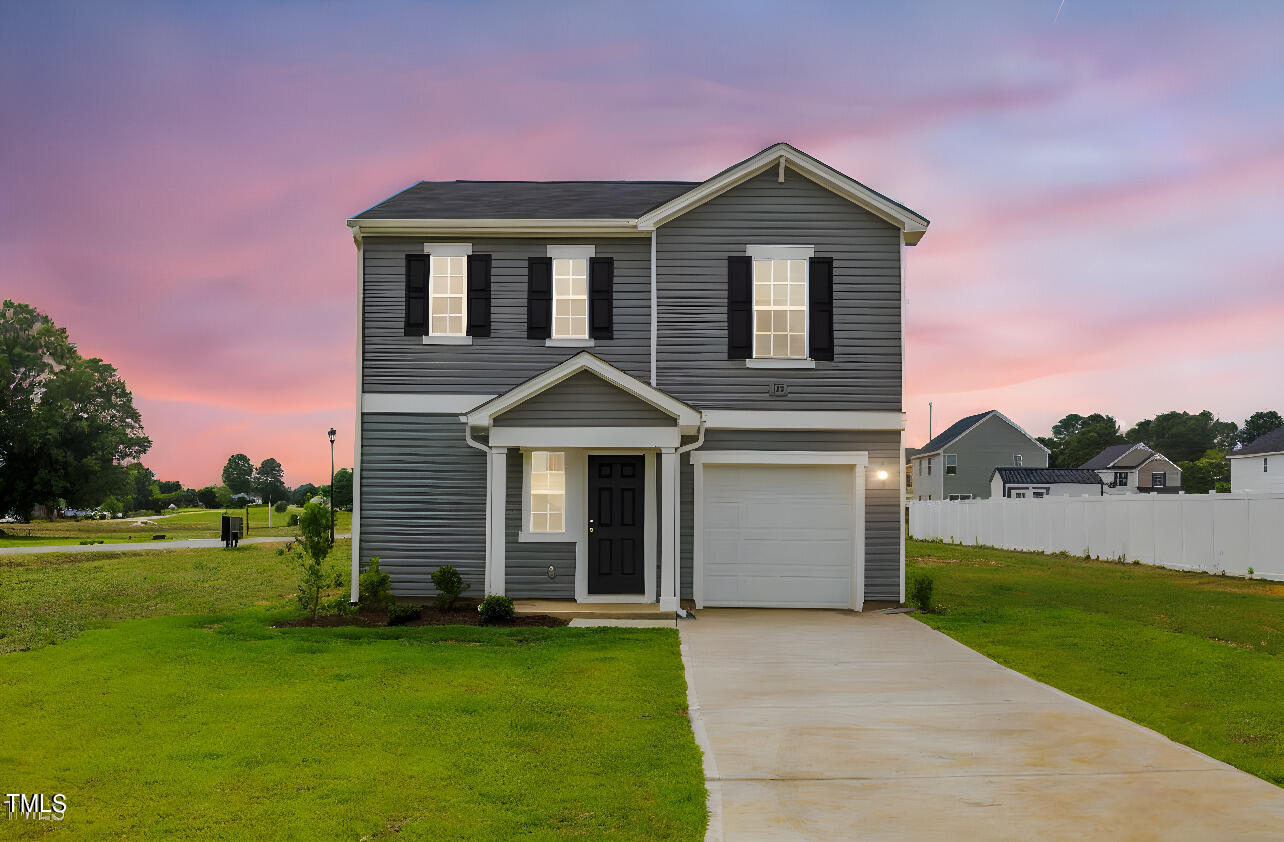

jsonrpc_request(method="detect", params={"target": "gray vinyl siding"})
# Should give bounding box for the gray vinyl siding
[655,166,902,410]
[492,371,675,428]
[680,430,903,603]
[359,414,485,598]
[362,236,651,393]
[504,454,576,598]
[1136,456,1181,489]
[942,415,1048,499]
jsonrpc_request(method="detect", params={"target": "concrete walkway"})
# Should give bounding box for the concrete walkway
[680,609,1284,841]
[0,534,352,555]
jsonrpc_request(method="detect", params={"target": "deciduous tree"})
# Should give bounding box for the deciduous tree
[1038,413,1125,468]
[1236,411,1283,448]
[1126,411,1238,464]
[221,454,254,496]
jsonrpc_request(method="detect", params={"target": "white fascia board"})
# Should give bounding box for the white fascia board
[362,393,496,414]
[348,219,644,237]
[701,410,905,431]
[466,351,699,428]
[1228,450,1284,459]
[690,450,869,466]
[636,144,929,241]
[489,427,680,448]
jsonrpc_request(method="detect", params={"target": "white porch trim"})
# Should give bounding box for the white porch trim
[487,448,507,595]
[701,409,905,430]
[490,427,679,449]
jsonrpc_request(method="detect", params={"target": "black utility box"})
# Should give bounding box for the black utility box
[221,515,242,548]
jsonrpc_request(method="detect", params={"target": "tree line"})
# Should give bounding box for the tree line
[1039,410,1283,493]
[1,300,351,519]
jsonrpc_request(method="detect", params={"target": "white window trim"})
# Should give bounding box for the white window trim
[519,450,571,541]
[423,243,472,339]
[547,245,595,259]
[748,245,812,362]
[548,247,591,341]
[545,338,595,348]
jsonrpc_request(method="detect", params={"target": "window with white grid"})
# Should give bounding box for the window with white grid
[552,258,588,339]
[753,258,807,358]
[529,451,565,533]
[429,255,466,336]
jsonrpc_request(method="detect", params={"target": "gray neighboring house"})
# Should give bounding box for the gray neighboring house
[990,468,1104,499]
[1228,427,1284,492]
[348,143,930,612]
[1080,443,1182,493]
[909,410,1049,501]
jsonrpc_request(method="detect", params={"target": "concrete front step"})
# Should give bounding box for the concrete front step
[513,599,672,620]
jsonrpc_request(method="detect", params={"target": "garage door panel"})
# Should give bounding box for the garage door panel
[701,463,859,609]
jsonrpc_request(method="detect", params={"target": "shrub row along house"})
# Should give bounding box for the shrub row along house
[347,144,929,611]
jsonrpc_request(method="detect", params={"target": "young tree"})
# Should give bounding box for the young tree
[221,454,254,496]
[280,501,342,622]
[290,483,318,506]
[196,486,221,509]
[1178,449,1231,494]
[1236,411,1284,448]
[330,467,353,509]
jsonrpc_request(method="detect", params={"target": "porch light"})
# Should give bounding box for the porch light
[876,470,889,481]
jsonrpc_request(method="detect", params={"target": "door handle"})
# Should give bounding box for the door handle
[589,527,594,533]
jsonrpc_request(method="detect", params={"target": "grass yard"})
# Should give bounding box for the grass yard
[0,543,706,839]
[907,539,1284,786]
[0,506,353,546]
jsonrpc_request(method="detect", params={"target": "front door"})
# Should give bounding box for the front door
[588,455,645,595]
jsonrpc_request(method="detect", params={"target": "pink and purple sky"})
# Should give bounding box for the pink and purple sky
[4,1,1282,486]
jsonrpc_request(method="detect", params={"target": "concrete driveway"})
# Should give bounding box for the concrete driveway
[680,609,1284,841]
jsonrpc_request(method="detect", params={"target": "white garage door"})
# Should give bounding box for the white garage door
[700,463,861,609]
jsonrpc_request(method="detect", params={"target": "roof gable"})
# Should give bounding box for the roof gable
[636,143,929,243]
[916,410,1048,457]
[1081,442,1159,469]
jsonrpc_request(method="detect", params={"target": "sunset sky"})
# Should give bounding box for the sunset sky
[4,1,1282,487]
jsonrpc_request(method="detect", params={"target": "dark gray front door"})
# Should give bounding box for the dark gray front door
[588,455,645,595]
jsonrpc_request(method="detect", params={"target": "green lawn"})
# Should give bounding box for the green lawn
[0,543,706,839]
[0,506,353,546]
[907,539,1284,786]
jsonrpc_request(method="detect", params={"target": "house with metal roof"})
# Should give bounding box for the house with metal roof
[1228,426,1284,492]
[908,410,1049,501]
[990,467,1104,499]
[348,142,930,613]
[1080,442,1182,493]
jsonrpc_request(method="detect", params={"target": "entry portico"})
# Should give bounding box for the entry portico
[461,352,700,611]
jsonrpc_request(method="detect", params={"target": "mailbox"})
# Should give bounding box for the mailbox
[221,515,242,548]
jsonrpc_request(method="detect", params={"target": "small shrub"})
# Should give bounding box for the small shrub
[387,603,422,626]
[1247,567,1255,579]
[908,574,935,613]
[287,513,299,526]
[274,501,288,513]
[431,565,470,611]
[359,557,392,611]
[478,594,515,624]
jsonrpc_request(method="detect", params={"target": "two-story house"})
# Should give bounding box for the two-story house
[346,143,928,612]
[1228,427,1284,492]
[909,410,1049,500]
[1080,443,1182,493]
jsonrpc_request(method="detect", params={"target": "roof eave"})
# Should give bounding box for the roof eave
[346,218,644,237]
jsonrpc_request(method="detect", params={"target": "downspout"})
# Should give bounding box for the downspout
[462,418,492,594]
[350,227,364,603]
[649,228,658,387]
[668,417,706,618]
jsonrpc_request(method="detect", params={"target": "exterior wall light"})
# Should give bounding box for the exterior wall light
[876,470,889,481]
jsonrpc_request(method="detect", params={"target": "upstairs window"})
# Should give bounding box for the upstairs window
[552,258,588,339]
[1014,453,1024,467]
[430,255,467,336]
[1265,457,1270,473]
[927,457,933,476]
[945,454,958,475]
[753,257,807,359]
[529,451,566,533]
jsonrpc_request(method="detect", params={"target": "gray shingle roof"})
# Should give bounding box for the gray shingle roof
[352,180,699,220]
[917,411,994,454]
[994,467,1103,485]
[1080,443,1142,469]
[1234,426,1284,456]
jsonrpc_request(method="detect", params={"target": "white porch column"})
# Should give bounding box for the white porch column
[489,447,507,596]
[659,448,679,612]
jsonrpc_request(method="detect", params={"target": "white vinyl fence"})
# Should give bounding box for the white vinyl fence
[908,493,1284,581]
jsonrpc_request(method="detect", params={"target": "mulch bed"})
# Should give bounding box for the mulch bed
[274,597,568,629]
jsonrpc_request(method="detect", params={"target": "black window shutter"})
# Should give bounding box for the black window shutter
[589,256,614,340]
[727,256,753,359]
[809,256,834,361]
[466,254,491,337]
[527,257,552,339]
[404,254,428,336]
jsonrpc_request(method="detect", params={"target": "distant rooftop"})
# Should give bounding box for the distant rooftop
[994,467,1103,485]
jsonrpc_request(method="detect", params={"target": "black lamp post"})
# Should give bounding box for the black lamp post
[327,427,337,546]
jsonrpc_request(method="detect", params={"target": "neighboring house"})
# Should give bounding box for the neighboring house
[348,143,929,612]
[1228,427,1284,492]
[909,411,1049,501]
[1080,443,1182,493]
[991,468,1104,499]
